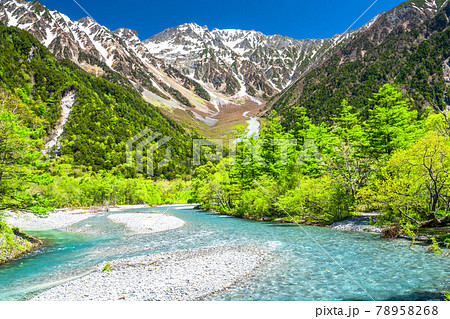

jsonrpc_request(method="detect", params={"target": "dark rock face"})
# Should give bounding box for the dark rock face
[0,0,367,111]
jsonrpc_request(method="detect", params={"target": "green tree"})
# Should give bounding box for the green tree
[369,132,450,227]
[324,99,372,199]
[0,109,42,210]
[278,176,353,223]
[292,105,312,144]
[332,99,364,145]
[364,84,420,159]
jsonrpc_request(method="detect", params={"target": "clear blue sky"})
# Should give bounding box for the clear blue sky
[38,0,405,40]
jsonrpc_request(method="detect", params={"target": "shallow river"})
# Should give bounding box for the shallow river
[0,206,448,301]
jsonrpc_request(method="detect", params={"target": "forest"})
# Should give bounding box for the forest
[192,84,450,247]
[271,2,450,128]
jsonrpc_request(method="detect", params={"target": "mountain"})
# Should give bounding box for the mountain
[3,0,447,135]
[0,0,365,132]
[270,0,450,126]
[143,22,365,97]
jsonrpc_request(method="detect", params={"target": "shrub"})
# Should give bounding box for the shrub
[102,262,113,272]
[278,176,354,223]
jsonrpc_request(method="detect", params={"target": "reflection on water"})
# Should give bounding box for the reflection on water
[0,206,448,301]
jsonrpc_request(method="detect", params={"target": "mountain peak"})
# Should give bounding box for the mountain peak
[77,16,95,25]
[113,28,140,42]
[179,22,208,30]
[175,22,209,36]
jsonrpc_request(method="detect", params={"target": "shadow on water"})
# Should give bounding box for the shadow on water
[384,291,445,301]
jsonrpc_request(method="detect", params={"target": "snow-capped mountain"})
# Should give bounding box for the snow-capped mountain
[2,0,432,129]
[0,0,216,118]
[269,0,446,119]
[144,22,363,96]
[0,1,361,106]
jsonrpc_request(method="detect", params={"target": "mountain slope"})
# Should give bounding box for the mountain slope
[271,0,450,126]
[0,0,218,122]
[0,22,192,178]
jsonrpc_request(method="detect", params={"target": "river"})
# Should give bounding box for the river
[234,111,260,143]
[0,206,448,301]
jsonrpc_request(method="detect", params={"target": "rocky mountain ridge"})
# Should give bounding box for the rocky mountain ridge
[0,0,366,127]
[2,0,445,131]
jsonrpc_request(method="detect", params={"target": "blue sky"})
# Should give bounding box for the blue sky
[38,0,405,40]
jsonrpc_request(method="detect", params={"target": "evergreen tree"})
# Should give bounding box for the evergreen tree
[364,84,419,159]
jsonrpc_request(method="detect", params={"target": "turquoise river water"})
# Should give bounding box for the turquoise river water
[0,205,448,301]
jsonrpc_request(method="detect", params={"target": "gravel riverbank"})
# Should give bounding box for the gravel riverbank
[107,213,185,234]
[329,215,382,232]
[4,209,96,231]
[3,205,168,233]
[32,246,269,301]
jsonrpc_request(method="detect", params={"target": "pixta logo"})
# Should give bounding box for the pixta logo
[126,129,172,176]
[126,129,322,174]
[192,138,322,166]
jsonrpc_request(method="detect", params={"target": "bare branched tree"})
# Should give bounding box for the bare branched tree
[432,102,450,136]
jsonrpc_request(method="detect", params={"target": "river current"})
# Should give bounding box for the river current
[0,205,448,301]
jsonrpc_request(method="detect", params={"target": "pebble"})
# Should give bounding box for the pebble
[5,210,96,230]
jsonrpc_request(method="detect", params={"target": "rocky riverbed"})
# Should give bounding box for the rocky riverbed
[3,205,186,235]
[32,246,269,301]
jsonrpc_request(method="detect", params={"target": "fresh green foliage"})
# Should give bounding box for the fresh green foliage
[443,233,450,249]
[102,262,113,272]
[401,223,418,247]
[41,167,192,208]
[0,216,37,264]
[367,132,450,226]
[428,236,442,254]
[364,84,420,159]
[0,218,17,250]
[444,291,450,301]
[0,17,448,251]
[191,84,449,231]
[278,176,354,224]
[272,6,450,127]
[0,93,51,212]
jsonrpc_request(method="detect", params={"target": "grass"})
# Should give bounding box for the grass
[149,98,173,113]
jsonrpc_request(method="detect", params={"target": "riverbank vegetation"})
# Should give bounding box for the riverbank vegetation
[190,84,450,245]
[1,72,449,247]
[0,92,188,214]
[0,219,42,264]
